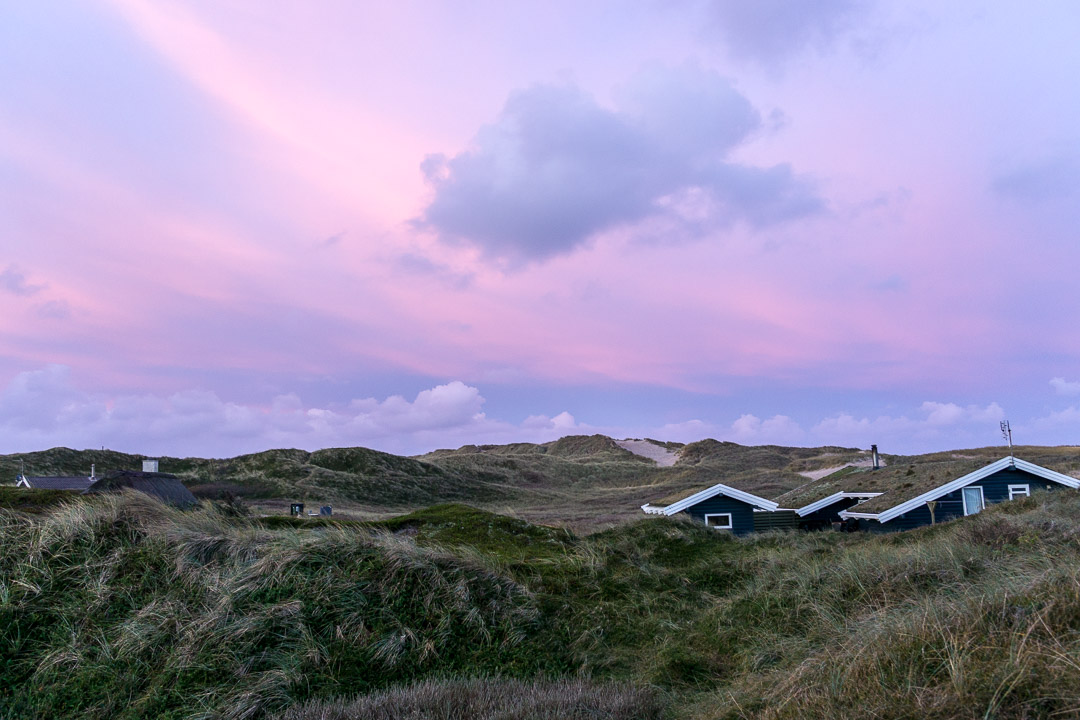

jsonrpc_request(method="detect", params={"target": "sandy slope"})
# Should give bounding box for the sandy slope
[797,457,885,480]
[615,439,680,467]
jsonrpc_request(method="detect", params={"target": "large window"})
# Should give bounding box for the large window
[962,486,985,516]
[704,513,733,530]
[1008,484,1030,500]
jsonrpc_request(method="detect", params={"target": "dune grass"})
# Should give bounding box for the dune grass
[273,677,666,720]
[4,489,1080,718]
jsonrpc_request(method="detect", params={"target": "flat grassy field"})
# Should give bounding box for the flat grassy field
[3,487,1080,718]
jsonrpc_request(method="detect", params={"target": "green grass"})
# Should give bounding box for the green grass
[0,486,79,514]
[4,491,1080,717]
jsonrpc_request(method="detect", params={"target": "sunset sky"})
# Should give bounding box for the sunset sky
[3,1,1080,457]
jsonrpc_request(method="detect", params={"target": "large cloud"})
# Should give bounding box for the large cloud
[417,64,821,262]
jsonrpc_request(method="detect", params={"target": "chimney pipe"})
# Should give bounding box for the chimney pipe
[871,444,880,470]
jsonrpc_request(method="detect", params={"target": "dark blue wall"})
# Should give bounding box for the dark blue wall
[879,467,1060,531]
[683,494,757,535]
[801,496,865,528]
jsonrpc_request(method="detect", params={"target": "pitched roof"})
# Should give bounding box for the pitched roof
[840,456,1080,522]
[84,470,198,508]
[772,459,990,511]
[642,481,779,516]
[18,476,95,491]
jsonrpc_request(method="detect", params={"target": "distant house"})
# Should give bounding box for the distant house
[643,454,1080,534]
[83,469,198,508]
[837,456,1079,531]
[641,482,786,535]
[16,474,95,491]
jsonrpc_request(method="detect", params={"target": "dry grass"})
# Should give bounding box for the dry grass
[273,677,666,720]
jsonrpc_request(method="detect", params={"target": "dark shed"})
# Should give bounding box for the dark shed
[642,481,779,535]
[84,470,198,508]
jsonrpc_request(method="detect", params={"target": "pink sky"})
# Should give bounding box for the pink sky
[3,1,1080,457]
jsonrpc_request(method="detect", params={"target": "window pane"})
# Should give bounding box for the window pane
[963,487,984,515]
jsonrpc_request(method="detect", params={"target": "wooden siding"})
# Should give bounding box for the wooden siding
[879,467,1060,531]
[683,494,758,535]
[754,509,798,532]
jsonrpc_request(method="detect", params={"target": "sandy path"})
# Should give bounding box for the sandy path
[616,439,679,467]
[797,457,884,480]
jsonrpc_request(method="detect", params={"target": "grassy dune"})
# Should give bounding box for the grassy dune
[3,488,1080,718]
[1,437,874,530]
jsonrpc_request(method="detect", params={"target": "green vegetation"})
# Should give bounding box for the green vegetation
[0,486,78,514]
[4,488,1080,718]
[273,678,664,720]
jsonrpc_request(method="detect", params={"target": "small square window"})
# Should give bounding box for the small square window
[1008,485,1030,500]
[704,513,733,530]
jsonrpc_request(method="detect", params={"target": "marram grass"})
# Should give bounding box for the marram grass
[4,490,1080,718]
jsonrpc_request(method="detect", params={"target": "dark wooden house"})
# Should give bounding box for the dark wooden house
[83,469,198,508]
[16,475,95,491]
[839,456,1079,530]
[644,454,1079,535]
[641,482,781,535]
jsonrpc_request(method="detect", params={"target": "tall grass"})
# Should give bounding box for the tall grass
[273,677,666,720]
[5,490,1080,718]
[0,493,557,719]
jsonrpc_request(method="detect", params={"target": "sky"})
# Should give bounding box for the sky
[2,1,1080,458]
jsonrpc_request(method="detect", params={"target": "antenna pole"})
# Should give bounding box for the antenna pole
[1000,420,1012,449]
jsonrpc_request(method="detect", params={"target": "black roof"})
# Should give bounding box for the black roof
[19,476,94,491]
[84,470,198,508]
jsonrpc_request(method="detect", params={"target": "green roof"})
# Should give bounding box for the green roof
[774,457,1080,515]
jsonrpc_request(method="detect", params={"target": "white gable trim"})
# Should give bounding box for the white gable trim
[794,492,882,517]
[646,482,778,516]
[838,456,1080,523]
[16,476,29,488]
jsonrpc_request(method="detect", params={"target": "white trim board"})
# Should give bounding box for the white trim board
[839,456,1080,523]
[641,481,778,516]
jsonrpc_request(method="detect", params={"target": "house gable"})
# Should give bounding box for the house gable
[840,456,1078,524]
[642,481,778,516]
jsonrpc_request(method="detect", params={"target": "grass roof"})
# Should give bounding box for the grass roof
[773,454,1080,514]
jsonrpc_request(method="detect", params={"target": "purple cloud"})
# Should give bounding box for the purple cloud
[417,64,822,262]
[0,265,44,296]
[704,0,869,67]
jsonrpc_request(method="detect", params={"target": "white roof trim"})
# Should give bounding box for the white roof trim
[646,482,778,516]
[838,456,1080,523]
[795,492,882,517]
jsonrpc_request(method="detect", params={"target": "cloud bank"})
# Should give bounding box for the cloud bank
[417,63,821,262]
[5,367,1075,459]
[0,366,583,457]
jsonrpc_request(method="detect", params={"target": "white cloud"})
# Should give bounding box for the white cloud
[1051,377,1080,396]
[0,366,566,457]
[920,401,1003,426]
[728,413,804,444]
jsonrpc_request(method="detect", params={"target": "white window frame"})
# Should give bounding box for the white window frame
[704,513,733,530]
[1008,484,1030,500]
[962,486,985,516]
